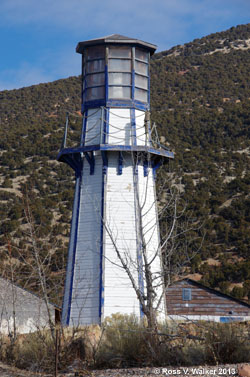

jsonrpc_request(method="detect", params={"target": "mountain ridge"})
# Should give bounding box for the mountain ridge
[0,24,249,303]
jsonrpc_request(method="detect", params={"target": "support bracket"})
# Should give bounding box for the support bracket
[84,151,95,175]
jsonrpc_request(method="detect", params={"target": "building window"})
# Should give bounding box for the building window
[182,288,192,301]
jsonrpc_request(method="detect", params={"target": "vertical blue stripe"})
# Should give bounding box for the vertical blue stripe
[131,108,136,146]
[104,107,109,144]
[131,69,135,101]
[99,109,108,321]
[118,152,123,175]
[99,170,105,320]
[132,47,135,101]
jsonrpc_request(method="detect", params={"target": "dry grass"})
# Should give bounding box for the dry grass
[0,317,249,373]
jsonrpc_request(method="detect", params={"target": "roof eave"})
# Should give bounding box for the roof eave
[76,37,157,55]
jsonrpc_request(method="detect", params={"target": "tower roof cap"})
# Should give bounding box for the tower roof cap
[76,34,157,55]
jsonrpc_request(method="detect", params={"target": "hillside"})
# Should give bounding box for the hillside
[0,24,249,304]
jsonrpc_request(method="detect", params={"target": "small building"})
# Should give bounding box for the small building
[0,277,60,334]
[166,278,250,322]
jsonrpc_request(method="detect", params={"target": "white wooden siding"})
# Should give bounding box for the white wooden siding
[135,109,146,146]
[103,153,140,318]
[84,108,102,145]
[137,165,166,319]
[108,109,131,145]
[108,109,147,146]
[69,155,103,326]
[65,144,164,324]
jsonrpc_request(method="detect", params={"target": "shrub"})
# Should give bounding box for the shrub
[6,332,55,372]
[95,314,148,367]
[0,318,249,372]
[204,322,250,364]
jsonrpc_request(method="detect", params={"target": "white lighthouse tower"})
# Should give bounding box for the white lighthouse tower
[58,35,174,326]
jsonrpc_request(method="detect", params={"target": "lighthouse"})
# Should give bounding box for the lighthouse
[58,35,174,326]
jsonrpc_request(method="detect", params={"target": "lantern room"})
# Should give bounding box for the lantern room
[76,34,156,111]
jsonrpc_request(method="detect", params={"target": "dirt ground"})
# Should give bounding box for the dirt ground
[0,362,247,377]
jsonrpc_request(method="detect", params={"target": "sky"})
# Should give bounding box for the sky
[0,0,249,91]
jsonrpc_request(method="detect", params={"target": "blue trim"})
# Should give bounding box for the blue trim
[60,153,82,175]
[64,170,82,325]
[143,160,149,177]
[99,108,108,321]
[58,145,174,160]
[84,151,95,174]
[131,69,135,100]
[118,151,123,175]
[82,99,106,112]
[152,161,163,180]
[58,149,172,177]
[99,170,105,320]
[82,98,149,112]
[107,99,149,111]
[131,108,136,146]
[101,150,108,174]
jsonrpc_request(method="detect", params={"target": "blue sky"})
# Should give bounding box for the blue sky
[0,0,249,90]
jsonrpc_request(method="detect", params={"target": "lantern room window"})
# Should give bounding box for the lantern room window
[108,46,132,100]
[86,87,105,101]
[134,48,149,102]
[135,74,148,90]
[135,48,149,62]
[83,46,105,101]
[82,44,150,104]
[86,73,105,87]
[109,72,131,86]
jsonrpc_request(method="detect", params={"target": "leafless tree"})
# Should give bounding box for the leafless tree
[102,152,204,332]
[1,194,65,343]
